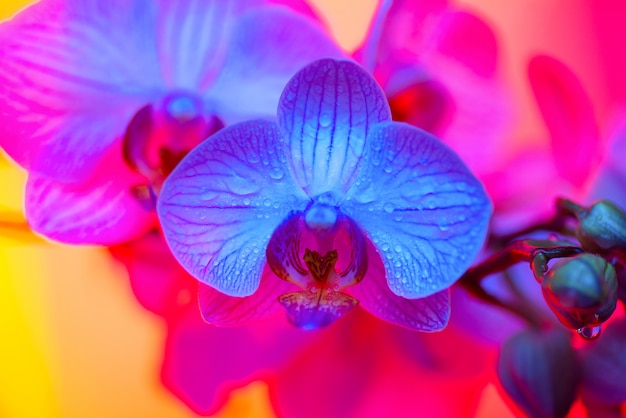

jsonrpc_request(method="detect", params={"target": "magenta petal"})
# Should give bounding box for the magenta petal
[528,55,600,187]
[109,232,196,317]
[199,266,297,326]
[209,7,344,124]
[0,0,161,181]
[271,309,380,418]
[349,241,450,331]
[158,120,309,296]
[25,157,154,245]
[162,308,317,415]
[277,59,391,197]
[431,11,498,78]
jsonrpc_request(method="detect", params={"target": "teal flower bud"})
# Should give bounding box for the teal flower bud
[498,328,581,418]
[574,200,626,253]
[541,253,617,330]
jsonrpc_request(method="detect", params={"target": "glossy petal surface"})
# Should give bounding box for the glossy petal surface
[343,122,491,298]
[209,8,344,124]
[198,267,297,326]
[277,59,391,197]
[349,241,450,331]
[25,151,154,245]
[158,120,309,296]
[0,0,162,181]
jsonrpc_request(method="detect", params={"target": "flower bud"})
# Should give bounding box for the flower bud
[575,200,626,253]
[498,328,581,418]
[541,253,617,329]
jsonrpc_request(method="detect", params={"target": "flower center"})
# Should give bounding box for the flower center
[303,248,338,284]
[266,213,368,329]
[123,92,223,201]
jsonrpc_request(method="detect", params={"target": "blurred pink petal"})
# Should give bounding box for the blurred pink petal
[529,55,601,187]
[163,307,318,415]
[25,147,155,245]
[109,231,196,317]
[0,0,161,181]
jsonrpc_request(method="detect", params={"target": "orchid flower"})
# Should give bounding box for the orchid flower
[157,58,492,331]
[0,0,342,245]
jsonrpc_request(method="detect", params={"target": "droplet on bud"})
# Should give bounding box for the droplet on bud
[576,325,602,340]
[541,253,617,329]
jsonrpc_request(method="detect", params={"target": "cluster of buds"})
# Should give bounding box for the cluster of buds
[459,198,626,418]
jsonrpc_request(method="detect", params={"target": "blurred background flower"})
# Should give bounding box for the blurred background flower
[2,0,626,417]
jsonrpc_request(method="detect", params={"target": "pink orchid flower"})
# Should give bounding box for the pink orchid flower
[354,0,512,179]
[110,231,498,417]
[0,0,342,245]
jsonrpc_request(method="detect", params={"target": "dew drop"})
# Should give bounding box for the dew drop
[577,325,602,340]
[383,202,394,214]
[243,197,251,206]
[394,244,402,253]
[319,114,332,127]
[269,167,284,180]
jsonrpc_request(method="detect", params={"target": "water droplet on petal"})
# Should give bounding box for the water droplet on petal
[269,167,284,180]
[383,202,394,213]
[577,325,602,340]
[319,114,332,127]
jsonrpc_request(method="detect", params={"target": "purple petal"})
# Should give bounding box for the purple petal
[348,240,450,331]
[529,55,600,187]
[580,317,626,404]
[199,266,297,326]
[277,58,391,197]
[25,156,155,245]
[209,7,344,124]
[157,120,309,297]
[342,122,491,298]
[0,0,162,181]
[498,328,581,418]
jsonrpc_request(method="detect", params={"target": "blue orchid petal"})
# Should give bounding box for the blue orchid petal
[0,0,162,181]
[157,119,309,297]
[348,240,450,331]
[342,122,491,298]
[277,59,391,197]
[209,7,344,124]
